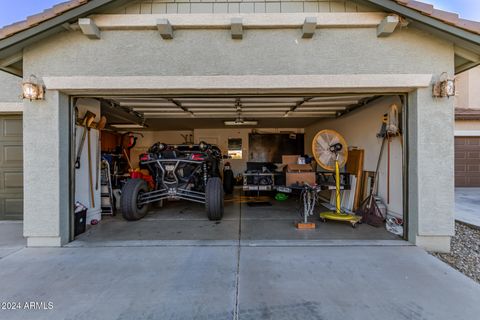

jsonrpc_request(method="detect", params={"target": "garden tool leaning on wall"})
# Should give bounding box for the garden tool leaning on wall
[357,104,400,226]
[75,111,96,169]
[75,111,96,208]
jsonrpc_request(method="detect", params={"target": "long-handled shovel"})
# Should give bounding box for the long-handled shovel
[95,116,107,190]
[75,111,96,169]
[87,125,95,208]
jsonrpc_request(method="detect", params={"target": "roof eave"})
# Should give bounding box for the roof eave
[0,0,130,68]
[367,0,480,45]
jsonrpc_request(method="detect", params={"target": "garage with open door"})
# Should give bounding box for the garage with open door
[5,0,470,251]
[69,91,406,244]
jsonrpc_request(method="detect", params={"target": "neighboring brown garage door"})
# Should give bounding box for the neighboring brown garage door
[455,136,480,187]
[0,115,23,220]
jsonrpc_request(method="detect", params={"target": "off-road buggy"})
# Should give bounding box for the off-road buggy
[121,142,224,221]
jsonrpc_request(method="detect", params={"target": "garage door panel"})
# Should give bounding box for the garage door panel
[468,164,480,171]
[4,171,23,189]
[0,196,23,220]
[456,177,467,186]
[467,138,480,145]
[3,144,23,166]
[455,151,466,159]
[0,115,23,220]
[0,117,22,141]
[3,118,22,138]
[455,137,480,187]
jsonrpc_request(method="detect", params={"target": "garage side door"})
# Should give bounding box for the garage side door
[455,136,480,187]
[0,115,23,220]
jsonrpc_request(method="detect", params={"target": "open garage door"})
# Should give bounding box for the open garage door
[71,93,406,243]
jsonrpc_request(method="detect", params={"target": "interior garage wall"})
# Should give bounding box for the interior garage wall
[130,130,194,166]
[0,71,21,102]
[305,96,403,217]
[130,128,304,175]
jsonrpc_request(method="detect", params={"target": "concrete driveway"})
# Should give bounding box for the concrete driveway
[0,242,479,320]
[455,188,480,227]
[0,221,25,259]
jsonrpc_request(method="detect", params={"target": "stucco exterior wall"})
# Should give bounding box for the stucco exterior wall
[0,71,21,103]
[20,16,455,250]
[23,26,452,77]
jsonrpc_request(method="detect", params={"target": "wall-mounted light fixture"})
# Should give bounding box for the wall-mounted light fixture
[22,75,45,101]
[433,72,456,98]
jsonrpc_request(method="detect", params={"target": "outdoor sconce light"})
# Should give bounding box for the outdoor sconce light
[433,72,456,98]
[22,75,45,101]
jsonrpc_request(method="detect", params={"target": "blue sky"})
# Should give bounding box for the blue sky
[0,0,479,28]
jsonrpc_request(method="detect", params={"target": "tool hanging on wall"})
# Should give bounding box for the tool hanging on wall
[75,111,96,169]
[121,132,144,150]
[377,104,400,204]
[181,133,194,144]
[95,116,107,190]
[87,120,95,208]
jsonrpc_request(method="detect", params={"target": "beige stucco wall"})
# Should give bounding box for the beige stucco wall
[0,71,21,103]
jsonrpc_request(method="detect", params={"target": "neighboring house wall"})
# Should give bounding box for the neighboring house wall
[455,66,480,135]
[21,13,455,250]
[455,66,480,110]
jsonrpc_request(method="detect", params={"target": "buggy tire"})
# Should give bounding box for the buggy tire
[223,170,234,195]
[121,179,150,221]
[206,177,224,221]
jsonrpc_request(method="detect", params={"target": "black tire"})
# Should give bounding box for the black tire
[121,179,150,221]
[206,177,224,221]
[223,170,234,195]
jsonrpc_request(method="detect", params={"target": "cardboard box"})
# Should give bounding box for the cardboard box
[286,172,316,187]
[287,164,313,172]
[282,155,300,165]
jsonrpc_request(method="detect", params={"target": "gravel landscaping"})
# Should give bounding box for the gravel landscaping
[432,222,480,283]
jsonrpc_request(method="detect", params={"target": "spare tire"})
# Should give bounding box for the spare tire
[121,179,150,221]
[206,177,224,221]
[223,169,234,195]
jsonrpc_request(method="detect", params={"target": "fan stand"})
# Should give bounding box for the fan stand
[319,153,362,228]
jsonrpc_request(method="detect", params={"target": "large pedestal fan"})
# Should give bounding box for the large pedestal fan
[312,129,361,228]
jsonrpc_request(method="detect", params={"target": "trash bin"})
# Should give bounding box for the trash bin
[74,202,87,237]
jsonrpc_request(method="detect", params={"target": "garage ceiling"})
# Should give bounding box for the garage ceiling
[100,94,380,130]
